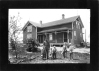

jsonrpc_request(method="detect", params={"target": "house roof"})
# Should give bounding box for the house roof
[41,15,81,27]
[22,21,41,30]
[22,15,84,31]
[37,27,72,33]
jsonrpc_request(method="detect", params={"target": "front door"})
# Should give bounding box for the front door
[57,32,63,43]
[64,32,67,42]
[37,35,43,43]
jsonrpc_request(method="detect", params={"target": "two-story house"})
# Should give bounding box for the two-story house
[22,14,84,46]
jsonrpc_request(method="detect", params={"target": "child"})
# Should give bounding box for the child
[52,46,57,59]
[41,46,46,60]
[49,48,53,59]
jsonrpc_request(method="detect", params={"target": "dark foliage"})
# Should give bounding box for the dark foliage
[10,38,16,50]
[26,38,40,52]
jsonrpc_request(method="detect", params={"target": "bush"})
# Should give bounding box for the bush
[10,38,16,50]
[26,38,40,52]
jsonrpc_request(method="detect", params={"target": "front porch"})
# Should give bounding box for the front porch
[37,28,73,44]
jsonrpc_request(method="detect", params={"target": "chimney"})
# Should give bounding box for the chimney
[40,20,42,25]
[62,14,65,19]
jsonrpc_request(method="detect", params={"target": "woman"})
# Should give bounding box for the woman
[68,44,76,60]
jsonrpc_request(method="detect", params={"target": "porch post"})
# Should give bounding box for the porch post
[55,31,57,43]
[45,32,47,40]
[67,30,69,43]
[36,27,37,39]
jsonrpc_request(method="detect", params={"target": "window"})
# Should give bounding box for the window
[74,31,76,36]
[27,34,32,39]
[78,23,79,29]
[78,22,81,29]
[73,22,76,28]
[49,33,53,40]
[27,25,32,32]
[76,21,78,28]
[80,33,82,37]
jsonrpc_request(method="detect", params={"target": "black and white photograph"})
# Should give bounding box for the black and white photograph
[8,9,90,64]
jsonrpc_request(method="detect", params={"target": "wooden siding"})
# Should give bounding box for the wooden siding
[73,21,83,45]
[23,23,36,44]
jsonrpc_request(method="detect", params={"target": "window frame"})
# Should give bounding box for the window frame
[27,25,32,32]
[74,31,76,36]
[27,33,32,39]
[80,33,82,37]
[76,21,78,29]
[49,33,53,40]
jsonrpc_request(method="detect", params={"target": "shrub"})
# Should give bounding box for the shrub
[26,38,40,52]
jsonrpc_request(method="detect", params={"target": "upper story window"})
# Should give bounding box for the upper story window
[76,21,78,29]
[27,25,32,32]
[49,33,53,40]
[78,22,80,29]
[78,21,81,29]
[76,20,81,29]
[27,34,32,39]
[73,22,76,28]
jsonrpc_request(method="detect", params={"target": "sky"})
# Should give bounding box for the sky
[9,9,90,43]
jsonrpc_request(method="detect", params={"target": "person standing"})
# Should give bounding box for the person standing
[68,44,75,60]
[62,42,68,58]
[41,45,46,60]
[43,39,50,59]
[52,46,57,59]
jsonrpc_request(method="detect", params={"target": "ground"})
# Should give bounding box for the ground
[27,52,90,64]
[9,45,90,64]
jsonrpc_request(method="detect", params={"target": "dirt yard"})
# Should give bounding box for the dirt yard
[9,45,90,64]
[18,51,90,64]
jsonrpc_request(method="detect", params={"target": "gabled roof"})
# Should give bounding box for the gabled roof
[22,21,41,30]
[22,15,84,31]
[41,15,80,27]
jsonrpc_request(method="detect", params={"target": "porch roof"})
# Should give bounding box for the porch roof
[37,27,72,33]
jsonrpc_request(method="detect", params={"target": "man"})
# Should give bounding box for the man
[62,43,68,58]
[43,39,50,59]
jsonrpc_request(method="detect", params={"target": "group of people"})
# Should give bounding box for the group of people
[41,39,75,60]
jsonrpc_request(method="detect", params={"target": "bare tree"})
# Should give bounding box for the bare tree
[9,12,22,60]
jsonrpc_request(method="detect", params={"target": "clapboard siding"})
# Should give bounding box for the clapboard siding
[23,23,36,44]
